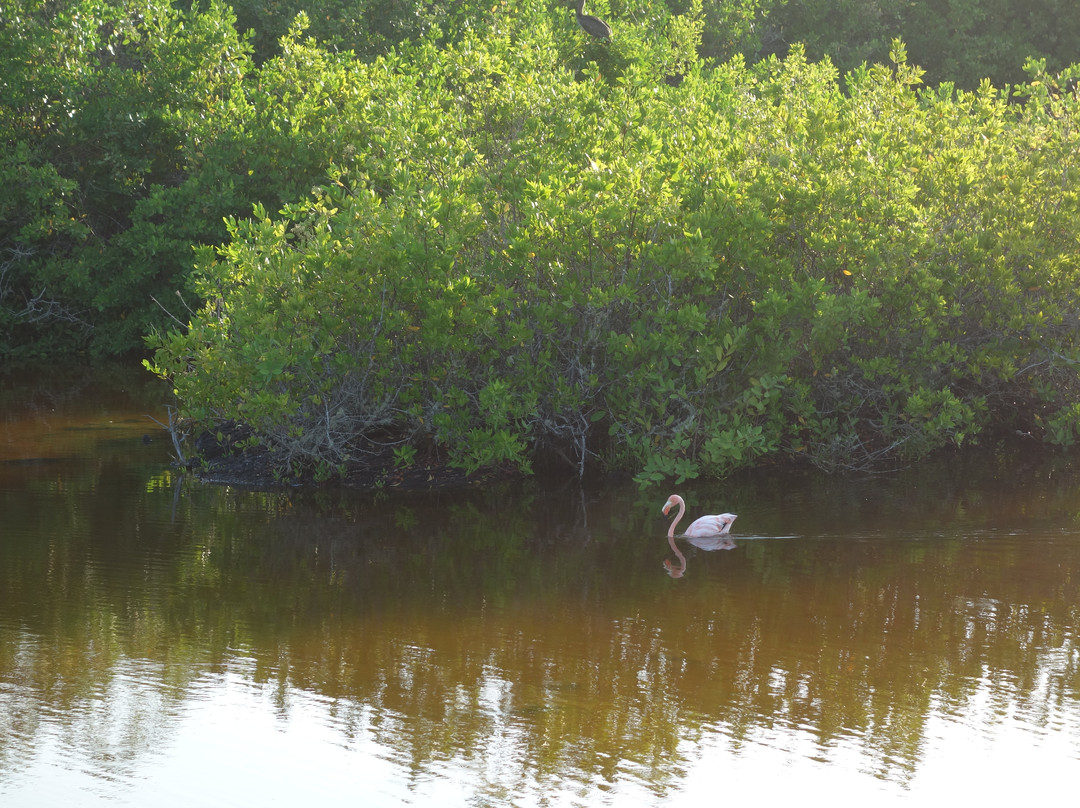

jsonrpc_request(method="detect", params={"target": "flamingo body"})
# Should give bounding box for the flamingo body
[663,494,736,538]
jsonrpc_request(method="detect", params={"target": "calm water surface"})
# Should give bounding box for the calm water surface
[1,366,1079,805]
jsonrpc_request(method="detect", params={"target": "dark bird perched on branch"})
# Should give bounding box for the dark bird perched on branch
[574,0,611,38]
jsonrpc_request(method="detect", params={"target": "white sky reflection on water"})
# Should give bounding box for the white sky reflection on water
[674,708,1080,805]
[3,660,1079,807]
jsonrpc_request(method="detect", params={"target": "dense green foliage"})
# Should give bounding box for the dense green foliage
[4,0,1076,357]
[191,0,1080,89]
[767,0,1080,89]
[3,0,245,355]
[192,0,771,66]
[5,0,1080,480]
[149,31,1080,480]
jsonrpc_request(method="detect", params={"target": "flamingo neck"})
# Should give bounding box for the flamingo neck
[667,498,685,537]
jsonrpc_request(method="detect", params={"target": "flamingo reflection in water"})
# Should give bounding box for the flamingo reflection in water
[662,494,738,576]
[664,533,688,578]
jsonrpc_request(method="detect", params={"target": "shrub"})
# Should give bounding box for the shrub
[146,28,1080,481]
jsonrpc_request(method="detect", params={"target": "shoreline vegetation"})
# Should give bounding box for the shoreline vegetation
[5,2,1080,486]
[181,420,1057,492]
[185,420,520,490]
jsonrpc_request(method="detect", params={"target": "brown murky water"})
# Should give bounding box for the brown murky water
[1,365,1079,805]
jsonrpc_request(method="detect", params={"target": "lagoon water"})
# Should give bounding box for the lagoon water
[1,366,1079,805]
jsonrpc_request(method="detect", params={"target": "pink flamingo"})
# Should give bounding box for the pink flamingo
[663,494,736,538]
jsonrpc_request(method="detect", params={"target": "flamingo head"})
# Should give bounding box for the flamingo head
[662,494,683,515]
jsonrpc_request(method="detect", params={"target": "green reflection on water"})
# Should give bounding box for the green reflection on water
[2,366,1080,803]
